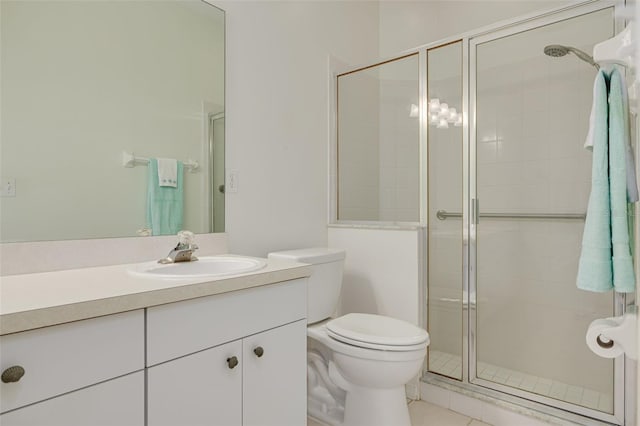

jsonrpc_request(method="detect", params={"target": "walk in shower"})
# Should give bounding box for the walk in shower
[334,2,635,424]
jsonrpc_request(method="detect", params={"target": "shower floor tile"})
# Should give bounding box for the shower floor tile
[428,350,612,413]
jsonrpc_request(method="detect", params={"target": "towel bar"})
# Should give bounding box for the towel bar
[122,151,199,172]
[436,210,586,221]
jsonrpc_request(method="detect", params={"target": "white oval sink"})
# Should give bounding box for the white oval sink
[128,256,266,279]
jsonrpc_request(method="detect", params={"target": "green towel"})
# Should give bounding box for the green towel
[608,68,635,293]
[577,70,613,292]
[146,158,184,236]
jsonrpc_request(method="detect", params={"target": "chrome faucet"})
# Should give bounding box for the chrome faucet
[158,231,199,264]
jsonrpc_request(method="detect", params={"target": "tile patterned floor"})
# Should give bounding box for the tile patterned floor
[429,350,613,413]
[308,400,490,426]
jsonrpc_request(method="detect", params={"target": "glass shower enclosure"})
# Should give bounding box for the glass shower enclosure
[426,4,628,424]
[333,2,633,423]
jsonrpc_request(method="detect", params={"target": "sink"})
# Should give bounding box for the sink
[128,256,267,279]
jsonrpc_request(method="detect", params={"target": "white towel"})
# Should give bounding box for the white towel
[584,73,601,151]
[157,158,178,188]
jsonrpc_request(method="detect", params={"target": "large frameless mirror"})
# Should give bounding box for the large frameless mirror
[1,0,225,242]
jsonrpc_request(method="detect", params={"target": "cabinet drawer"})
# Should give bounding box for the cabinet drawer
[0,371,144,426]
[0,310,144,413]
[147,278,306,366]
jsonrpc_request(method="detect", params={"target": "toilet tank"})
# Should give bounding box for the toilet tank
[267,248,346,324]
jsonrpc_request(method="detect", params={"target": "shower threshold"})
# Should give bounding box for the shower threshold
[421,370,617,426]
[429,351,613,413]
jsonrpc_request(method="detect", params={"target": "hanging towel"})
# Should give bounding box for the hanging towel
[585,68,639,202]
[146,158,184,236]
[608,68,636,293]
[157,158,178,188]
[577,70,613,292]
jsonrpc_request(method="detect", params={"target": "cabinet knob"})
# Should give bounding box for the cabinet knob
[253,346,264,358]
[1,366,25,383]
[226,356,239,369]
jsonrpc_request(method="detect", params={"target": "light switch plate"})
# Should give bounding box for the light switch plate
[226,171,238,193]
[0,177,16,197]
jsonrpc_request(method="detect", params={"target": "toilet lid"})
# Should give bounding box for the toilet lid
[326,313,429,350]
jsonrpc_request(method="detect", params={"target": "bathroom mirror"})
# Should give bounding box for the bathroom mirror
[0,0,225,242]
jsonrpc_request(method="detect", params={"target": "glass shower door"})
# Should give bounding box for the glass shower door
[471,7,619,421]
[427,41,464,380]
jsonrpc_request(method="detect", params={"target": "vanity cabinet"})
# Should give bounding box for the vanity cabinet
[0,276,308,426]
[146,278,307,426]
[0,310,145,426]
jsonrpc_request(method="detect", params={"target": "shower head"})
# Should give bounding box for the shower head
[543,44,600,70]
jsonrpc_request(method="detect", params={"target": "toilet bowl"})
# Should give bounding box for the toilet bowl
[268,248,429,426]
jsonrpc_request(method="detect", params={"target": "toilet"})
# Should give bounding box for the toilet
[267,248,429,426]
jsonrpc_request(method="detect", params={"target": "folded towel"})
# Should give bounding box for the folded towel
[157,158,178,188]
[608,68,636,293]
[577,70,613,292]
[147,158,184,236]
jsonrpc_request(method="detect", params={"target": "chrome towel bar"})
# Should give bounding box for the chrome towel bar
[436,210,586,221]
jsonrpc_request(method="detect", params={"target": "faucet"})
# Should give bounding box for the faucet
[158,231,199,264]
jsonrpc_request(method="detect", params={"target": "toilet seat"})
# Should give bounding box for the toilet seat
[326,313,429,352]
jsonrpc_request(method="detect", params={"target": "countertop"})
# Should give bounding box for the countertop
[0,256,311,335]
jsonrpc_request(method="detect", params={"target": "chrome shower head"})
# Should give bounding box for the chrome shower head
[544,44,600,70]
[544,44,570,57]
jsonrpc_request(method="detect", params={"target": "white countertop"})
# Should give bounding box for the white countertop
[0,256,311,335]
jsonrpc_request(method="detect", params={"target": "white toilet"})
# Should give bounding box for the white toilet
[268,248,429,426]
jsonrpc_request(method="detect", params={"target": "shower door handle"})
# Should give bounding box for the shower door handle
[471,198,480,224]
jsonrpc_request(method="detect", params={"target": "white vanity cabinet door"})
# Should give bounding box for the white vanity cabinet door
[243,320,307,426]
[0,309,144,413]
[0,371,144,426]
[147,339,243,426]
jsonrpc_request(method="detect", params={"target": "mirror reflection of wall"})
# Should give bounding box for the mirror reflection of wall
[0,0,225,243]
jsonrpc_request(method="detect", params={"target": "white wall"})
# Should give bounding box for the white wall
[378,1,572,57]
[217,1,380,257]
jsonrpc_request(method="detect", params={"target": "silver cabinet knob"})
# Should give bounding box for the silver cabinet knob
[2,366,25,383]
[253,347,264,358]
[226,356,238,369]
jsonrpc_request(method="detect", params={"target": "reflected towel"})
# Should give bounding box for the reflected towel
[147,158,184,236]
[157,157,178,188]
[608,68,635,293]
[577,70,613,292]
